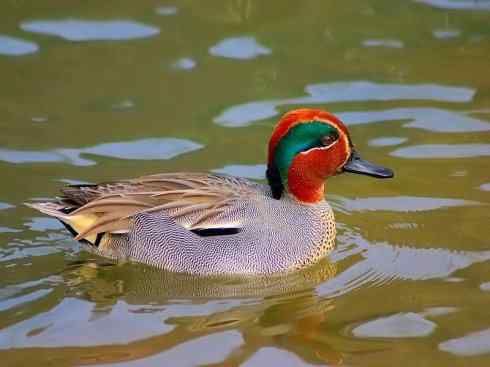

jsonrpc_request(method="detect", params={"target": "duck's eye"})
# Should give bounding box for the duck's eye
[321,132,339,147]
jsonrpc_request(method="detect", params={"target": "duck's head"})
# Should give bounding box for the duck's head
[267,108,394,203]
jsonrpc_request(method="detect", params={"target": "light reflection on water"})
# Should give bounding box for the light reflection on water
[480,183,490,191]
[20,19,160,41]
[212,164,266,179]
[351,312,437,338]
[415,0,490,10]
[391,144,490,158]
[0,35,39,56]
[214,81,477,127]
[155,5,179,16]
[334,196,482,212]
[209,36,271,59]
[433,29,461,39]
[0,138,203,166]
[362,39,404,48]
[338,108,490,132]
[369,137,408,146]
[0,202,13,210]
[439,329,490,356]
[170,57,197,70]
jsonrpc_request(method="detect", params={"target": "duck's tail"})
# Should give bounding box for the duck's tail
[25,202,71,220]
[25,201,102,246]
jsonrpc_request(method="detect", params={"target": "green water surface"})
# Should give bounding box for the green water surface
[1,1,490,366]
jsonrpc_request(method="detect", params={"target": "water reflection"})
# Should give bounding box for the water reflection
[25,217,62,232]
[0,138,203,166]
[0,1,489,365]
[352,312,436,338]
[0,259,340,365]
[391,144,490,159]
[480,282,490,291]
[334,196,481,212]
[0,227,21,234]
[0,202,13,210]
[212,164,266,179]
[31,116,49,123]
[0,289,52,313]
[102,331,244,367]
[243,348,320,367]
[20,19,160,41]
[155,5,179,16]
[439,329,490,356]
[362,39,404,48]
[369,137,408,147]
[214,81,475,127]
[209,36,271,59]
[415,0,490,10]
[0,35,39,56]
[171,57,196,70]
[111,99,135,110]
[318,230,490,296]
[66,258,337,301]
[433,29,461,39]
[480,183,490,191]
[338,108,490,133]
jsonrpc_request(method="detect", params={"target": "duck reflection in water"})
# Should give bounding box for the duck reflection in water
[28,257,343,366]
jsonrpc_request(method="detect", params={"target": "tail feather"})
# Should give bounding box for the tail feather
[25,201,101,246]
[24,202,71,220]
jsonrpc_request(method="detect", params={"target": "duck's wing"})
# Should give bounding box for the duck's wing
[30,173,261,243]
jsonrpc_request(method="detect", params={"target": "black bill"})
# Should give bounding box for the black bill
[343,150,394,178]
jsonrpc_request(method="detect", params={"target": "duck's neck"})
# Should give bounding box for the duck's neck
[287,163,326,204]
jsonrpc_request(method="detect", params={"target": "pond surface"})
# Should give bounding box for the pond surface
[1,1,490,366]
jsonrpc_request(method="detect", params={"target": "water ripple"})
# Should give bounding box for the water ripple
[480,183,490,191]
[0,202,13,210]
[20,19,160,41]
[319,231,490,296]
[0,35,39,56]
[171,57,197,70]
[369,137,408,147]
[0,297,245,348]
[212,164,266,180]
[0,227,21,234]
[362,39,404,48]
[433,29,461,39]
[101,331,243,366]
[244,348,318,367]
[439,329,490,356]
[214,81,476,127]
[480,282,490,291]
[334,196,482,213]
[391,144,490,159]
[155,5,178,16]
[209,36,271,60]
[0,138,203,166]
[338,108,490,133]
[352,312,436,338]
[0,289,52,312]
[415,0,490,10]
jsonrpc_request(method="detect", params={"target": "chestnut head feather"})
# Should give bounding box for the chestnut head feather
[267,108,393,203]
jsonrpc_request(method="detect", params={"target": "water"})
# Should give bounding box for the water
[1,1,490,366]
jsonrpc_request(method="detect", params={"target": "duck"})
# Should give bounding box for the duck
[26,108,393,275]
